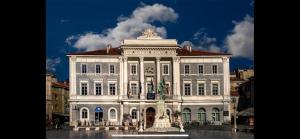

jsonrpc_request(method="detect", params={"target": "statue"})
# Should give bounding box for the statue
[157,79,166,100]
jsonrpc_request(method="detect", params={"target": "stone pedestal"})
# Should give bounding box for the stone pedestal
[95,127,99,131]
[86,127,90,131]
[105,127,109,130]
[124,126,128,130]
[152,100,171,129]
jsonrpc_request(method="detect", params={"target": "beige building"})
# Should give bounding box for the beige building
[46,72,69,123]
[235,69,254,81]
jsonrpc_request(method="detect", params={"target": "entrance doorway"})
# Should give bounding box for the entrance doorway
[95,107,103,124]
[146,107,155,128]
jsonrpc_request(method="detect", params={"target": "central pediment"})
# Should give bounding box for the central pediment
[121,28,178,47]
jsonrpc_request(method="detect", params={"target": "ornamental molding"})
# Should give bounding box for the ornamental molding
[123,48,177,57]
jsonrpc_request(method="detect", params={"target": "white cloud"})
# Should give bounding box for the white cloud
[46,57,61,72]
[66,3,178,51]
[182,31,221,53]
[225,15,254,60]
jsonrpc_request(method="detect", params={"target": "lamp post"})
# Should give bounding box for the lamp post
[232,98,237,133]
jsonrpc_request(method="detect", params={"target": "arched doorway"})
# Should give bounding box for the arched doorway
[95,107,103,124]
[146,107,155,128]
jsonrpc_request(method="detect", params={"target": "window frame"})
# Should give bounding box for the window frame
[81,63,87,73]
[80,81,89,95]
[108,107,118,121]
[94,81,103,95]
[212,108,220,121]
[211,81,220,96]
[182,108,191,122]
[95,64,101,74]
[198,64,204,74]
[108,81,117,95]
[80,107,89,121]
[184,64,190,75]
[183,81,192,96]
[130,82,138,96]
[212,64,218,74]
[197,108,206,122]
[109,64,116,74]
[162,64,169,75]
[197,81,206,96]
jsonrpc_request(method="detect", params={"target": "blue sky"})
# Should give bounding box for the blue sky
[46,0,254,81]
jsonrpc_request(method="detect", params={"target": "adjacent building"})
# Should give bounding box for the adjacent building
[46,72,70,123]
[67,29,232,128]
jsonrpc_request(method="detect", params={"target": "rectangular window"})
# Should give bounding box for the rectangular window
[95,83,102,95]
[81,83,88,95]
[131,64,137,75]
[212,83,219,95]
[81,64,87,73]
[198,83,205,95]
[198,65,204,74]
[184,84,191,95]
[109,64,115,74]
[131,83,137,95]
[95,64,101,73]
[184,65,190,74]
[163,64,169,75]
[212,65,217,74]
[109,83,116,95]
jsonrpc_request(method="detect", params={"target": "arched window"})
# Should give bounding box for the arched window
[80,107,89,120]
[212,108,220,121]
[182,108,191,122]
[132,109,137,119]
[110,109,116,119]
[108,107,118,121]
[197,108,206,121]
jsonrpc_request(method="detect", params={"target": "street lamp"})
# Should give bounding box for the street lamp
[232,98,237,133]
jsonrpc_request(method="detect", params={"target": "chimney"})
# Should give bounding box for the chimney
[106,44,112,54]
[184,44,192,53]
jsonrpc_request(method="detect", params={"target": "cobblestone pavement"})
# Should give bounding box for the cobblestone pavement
[46,129,254,139]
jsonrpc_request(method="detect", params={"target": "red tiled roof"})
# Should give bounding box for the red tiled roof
[67,47,121,55]
[231,91,239,96]
[177,48,231,56]
[52,82,69,89]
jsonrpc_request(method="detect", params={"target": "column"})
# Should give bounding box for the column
[69,56,76,99]
[139,57,145,99]
[120,103,123,125]
[172,57,180,100]
[156,57,161,90]
[124,57,128,98]
[119,57,124,99]
[69,56,76,126]
[222,57,231,122]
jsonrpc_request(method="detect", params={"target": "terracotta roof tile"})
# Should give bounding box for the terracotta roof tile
[177,48,231,56]
[67,47,121,55]
[52,82,69,89]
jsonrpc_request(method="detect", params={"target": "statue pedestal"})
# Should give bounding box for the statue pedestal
[152,100,171,129]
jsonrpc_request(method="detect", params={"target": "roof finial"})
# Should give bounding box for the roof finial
[137,28,162,39]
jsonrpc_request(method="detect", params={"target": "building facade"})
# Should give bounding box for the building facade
[46,72,70,124]
[67,29,232,128]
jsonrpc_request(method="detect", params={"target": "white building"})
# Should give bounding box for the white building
[67,28,231,128]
